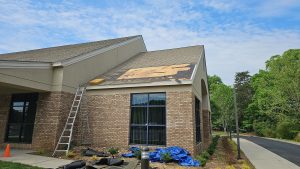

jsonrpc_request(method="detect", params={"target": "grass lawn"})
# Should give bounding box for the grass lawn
[0,160,43,169]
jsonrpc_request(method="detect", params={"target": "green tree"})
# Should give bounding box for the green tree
[234,71,253,131]
[249,49,300,138]
[208,75,234,132]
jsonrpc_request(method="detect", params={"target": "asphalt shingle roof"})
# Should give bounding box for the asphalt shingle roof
[0,36,139,63]
[92,45,203,86]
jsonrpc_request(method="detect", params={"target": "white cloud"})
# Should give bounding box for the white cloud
[255,0,300,17]
[200,0,239,11]
[0,0,299,84]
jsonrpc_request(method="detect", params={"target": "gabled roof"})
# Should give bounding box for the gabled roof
[88,45,204,88]
[0,35,139,63]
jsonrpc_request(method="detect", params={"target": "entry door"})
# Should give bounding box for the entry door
[5,93,38,143]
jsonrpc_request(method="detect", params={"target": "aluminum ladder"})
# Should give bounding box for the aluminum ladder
[52,86,86,156]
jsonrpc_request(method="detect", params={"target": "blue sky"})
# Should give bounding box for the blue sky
[0,0,299,84]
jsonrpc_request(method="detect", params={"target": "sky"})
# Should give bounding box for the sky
[0,0,299,84]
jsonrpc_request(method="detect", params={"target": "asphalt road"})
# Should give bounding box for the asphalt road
[241,136,300,167]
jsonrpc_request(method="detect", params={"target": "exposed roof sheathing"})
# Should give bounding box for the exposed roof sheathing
[118,64,192,80]
[0,36,139,62]
[92,45,203,86]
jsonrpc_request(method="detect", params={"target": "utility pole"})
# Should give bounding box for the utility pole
[233,88,241,159]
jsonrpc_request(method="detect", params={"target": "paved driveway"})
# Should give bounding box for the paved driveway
[241,136,300,167]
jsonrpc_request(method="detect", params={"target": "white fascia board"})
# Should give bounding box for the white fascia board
[53,36,143,67]
[190,46,204,81]
[0,60,52,69]
[86,80,192,90]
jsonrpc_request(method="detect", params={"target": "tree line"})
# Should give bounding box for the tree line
[209,49,300,141]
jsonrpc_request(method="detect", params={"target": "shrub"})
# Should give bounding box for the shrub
[195,155,207,167]
[294,132,300,142]
[108,147,119,158]
[253,121,269,136]
[66,150,76,158]
[201,151,210,160]
[207,135,219,155]
[161,152,172,163]
[262,128,276,138]
[134,150,141,160]
[276,121,298,139]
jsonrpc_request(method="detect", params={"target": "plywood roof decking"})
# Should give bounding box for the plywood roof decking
[0,36,139,62]
[91,45,203,86]
[118,64,192,80]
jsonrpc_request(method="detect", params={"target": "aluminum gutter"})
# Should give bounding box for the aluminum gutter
[86,80,192,90]
[0,60,52,69]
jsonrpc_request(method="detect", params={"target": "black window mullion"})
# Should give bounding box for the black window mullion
[146,94,149,145]
[130,93,166,146]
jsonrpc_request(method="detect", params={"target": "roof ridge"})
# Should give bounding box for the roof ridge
[147,45,203,53]
[0,35,141,56]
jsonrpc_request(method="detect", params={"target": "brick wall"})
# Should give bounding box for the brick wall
[202,109,212,149]
[74,94,130,148]
[0,95,11,146]
[166,91,196,154]
[32,91,73,150]
[73,90,207,156]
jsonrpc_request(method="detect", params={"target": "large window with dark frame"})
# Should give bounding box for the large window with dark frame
[130,93,166,145]
[5,93,38,143]
[195,97,201,143]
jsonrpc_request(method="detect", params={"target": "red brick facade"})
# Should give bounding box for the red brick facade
[0,90,211,156]
[32,92,73,150]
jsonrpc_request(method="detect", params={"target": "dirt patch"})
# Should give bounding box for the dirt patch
[204,137,255,169]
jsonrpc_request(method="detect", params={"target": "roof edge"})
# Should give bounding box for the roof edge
[86,80,192,90]
[0,60,51,69]
[53,35,143,67]
[190,46,205,81]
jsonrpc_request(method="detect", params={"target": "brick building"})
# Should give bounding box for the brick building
[0,35,211,156]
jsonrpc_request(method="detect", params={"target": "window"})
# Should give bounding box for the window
[5,93,38,143]
[195,97,201,143]
[130,93,166,145]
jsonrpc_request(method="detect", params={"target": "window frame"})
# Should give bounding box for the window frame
[5,93,38,143]
[129,92,166,146]
[195,97,202,143]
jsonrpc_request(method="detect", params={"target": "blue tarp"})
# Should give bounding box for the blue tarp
[122,146,200,167]
[121,147,140,158]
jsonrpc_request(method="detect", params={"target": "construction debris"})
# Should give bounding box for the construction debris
[82,148,109,157]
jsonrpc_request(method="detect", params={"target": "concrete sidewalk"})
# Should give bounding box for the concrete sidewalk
[0,149,73,168]
[235,138,300,169]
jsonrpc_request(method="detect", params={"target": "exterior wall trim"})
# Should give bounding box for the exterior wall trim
[190,46,204,81]
[53,36,144,67]
[0,60,51,69]
[86,80,192,90]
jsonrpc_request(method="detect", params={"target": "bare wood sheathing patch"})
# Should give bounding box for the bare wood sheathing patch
[89,78,105,85]
[117,64,191,80]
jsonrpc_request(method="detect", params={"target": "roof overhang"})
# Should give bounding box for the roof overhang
[52,36,143,67]
[0,60,52,69]
[86,80,192,90]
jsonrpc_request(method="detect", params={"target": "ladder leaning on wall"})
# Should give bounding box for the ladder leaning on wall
[52,86,86,157]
